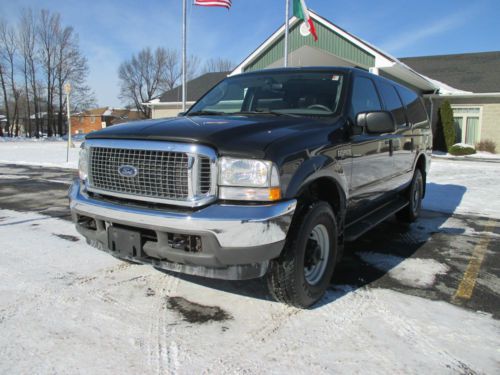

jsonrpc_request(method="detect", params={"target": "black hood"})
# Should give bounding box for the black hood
[86,115,340,158]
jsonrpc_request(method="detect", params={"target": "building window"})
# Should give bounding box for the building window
[452,106,482,146]
[90,116,95,123]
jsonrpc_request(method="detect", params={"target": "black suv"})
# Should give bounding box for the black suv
[69,67,432,307]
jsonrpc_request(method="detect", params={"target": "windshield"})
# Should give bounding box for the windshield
[187,71,345,117]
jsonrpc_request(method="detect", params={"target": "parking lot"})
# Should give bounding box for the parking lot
[0,160,499,374]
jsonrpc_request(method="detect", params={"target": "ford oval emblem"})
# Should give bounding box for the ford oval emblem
[118,165,138,177]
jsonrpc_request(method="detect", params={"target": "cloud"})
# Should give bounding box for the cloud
[380,10,472,53]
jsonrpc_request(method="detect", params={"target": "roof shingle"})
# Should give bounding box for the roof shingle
[159,72,230,103]
[400,51,500,93]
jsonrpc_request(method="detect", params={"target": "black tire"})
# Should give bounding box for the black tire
[267,201,338,308]
[396,168,424,223]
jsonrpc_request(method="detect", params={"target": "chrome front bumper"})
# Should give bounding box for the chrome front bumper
[68,180,297,279]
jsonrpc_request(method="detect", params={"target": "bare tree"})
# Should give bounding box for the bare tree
[18,9,40,137]
[119,47,174,117]
[54,26,94,134]
[37,9,60,136]
[119,47,201,116]
[0,57,9,136]
[202,57,234,74]
[0,21,22,136]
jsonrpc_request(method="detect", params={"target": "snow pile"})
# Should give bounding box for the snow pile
[0,141,81,169]
[0,136,66,142]
[358,252,449,288]
[0,208,498,374]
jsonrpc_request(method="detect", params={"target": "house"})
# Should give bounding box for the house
[401,52,500,146]
[70,107,146,134]
[146,72,230,119]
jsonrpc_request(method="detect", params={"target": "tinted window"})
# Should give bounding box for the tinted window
[350,77,382,117]
[396,86,428,124]
[378,80,407,127]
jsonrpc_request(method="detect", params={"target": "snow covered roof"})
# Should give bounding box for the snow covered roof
[29,112,47,119]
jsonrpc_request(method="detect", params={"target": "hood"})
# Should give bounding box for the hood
[86,115,338,158]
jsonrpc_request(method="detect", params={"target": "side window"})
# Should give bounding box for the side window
[377,80,407,128]
[350,77,382,117]
[396,86,428,125]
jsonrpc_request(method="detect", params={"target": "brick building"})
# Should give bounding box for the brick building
[70,107,145,135]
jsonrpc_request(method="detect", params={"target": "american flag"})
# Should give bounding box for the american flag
[193,0,232,9]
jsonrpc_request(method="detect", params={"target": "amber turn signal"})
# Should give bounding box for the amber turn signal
[268,187,282,201]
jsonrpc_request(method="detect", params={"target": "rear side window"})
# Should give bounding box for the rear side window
[396,86,428,125]
[377,80,407,127]
[350,77,382,117]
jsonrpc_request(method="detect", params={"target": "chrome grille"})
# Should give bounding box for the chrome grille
[199,156,211,194]
[85,139,217,207]
[90,147,189,199]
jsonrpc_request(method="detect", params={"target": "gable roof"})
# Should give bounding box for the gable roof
[400,51,500,93]
[231,10,438,92]
[159,71,230,103]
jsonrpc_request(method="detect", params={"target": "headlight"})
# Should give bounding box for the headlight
[218,157,281,201]
[78,143,88,181]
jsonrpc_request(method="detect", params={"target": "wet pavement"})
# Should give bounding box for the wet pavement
[1,164,498,318]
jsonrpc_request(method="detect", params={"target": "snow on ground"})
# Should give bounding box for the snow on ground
[357,252,449,288]
[423,158,500,219]
[0,140,81,169]
[0,208,498,374]
[467,151,500,159]
[433,150,500,160]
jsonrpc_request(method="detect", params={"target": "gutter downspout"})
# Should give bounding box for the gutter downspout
[428,89,439,127]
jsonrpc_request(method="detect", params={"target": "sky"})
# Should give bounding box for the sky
[1,0,499,107]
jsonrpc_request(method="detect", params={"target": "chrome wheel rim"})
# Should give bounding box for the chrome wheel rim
[304,224,330,285]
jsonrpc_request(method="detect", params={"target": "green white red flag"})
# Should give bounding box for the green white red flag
[293,0,318,41]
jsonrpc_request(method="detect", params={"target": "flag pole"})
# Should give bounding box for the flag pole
[182,0,187,112]
[284,0,290,67]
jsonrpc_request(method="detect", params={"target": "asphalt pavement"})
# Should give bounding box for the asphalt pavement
[1,164,498,318]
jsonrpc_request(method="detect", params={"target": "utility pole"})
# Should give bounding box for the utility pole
[182,0,187,112]
[64,82,72,162]
[284,0,290,67]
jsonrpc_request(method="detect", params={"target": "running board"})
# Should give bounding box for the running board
[344,199,408,242]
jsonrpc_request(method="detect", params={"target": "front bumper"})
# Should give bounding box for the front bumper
[68,180,296,280]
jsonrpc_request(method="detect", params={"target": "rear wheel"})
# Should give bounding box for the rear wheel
[396,168,423,222]
[267,201,338,308]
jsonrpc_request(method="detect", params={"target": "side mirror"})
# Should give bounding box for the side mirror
[356,111,396,134]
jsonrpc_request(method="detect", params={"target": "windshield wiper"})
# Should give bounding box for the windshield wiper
[187,110,225,116]
[232,110,296,117]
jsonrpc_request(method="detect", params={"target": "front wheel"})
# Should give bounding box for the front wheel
[267,201,338,308]
[396,168,424,222]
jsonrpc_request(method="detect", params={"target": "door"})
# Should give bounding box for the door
[348,76,396,221]
[378,81,414,180]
